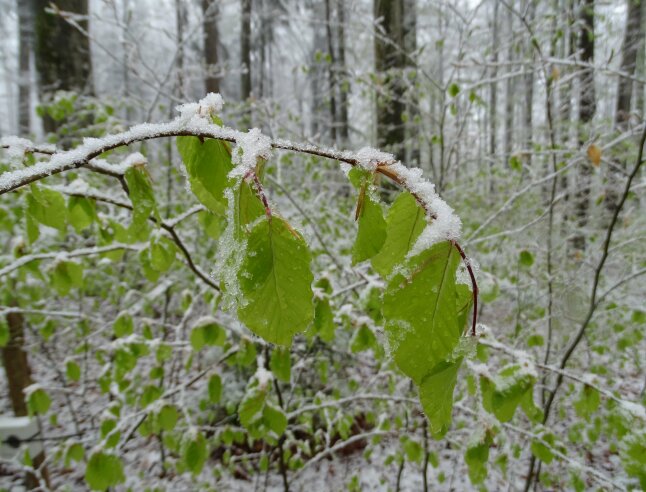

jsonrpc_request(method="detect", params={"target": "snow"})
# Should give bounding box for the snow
[229,128,272,178]
[355,147,396,171]
[254,356,273,390]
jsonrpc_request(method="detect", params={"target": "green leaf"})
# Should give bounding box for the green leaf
[465,429,495,485]
[50,260,83,296]
[124,165,159,229]
[66,360,81,382]
[113,312,134,338]
[158,405,179,432]
[263,403,287,436]
[27,185,67,232]
[177,136,233,215]
[350,324,378,353]
[182,431,207,475]
[519,250,534,267]
[383,241,461,383]
[573,384,600,419]
[371,192,426,278]
[149,235,176,272]
[85,451,125,491]
[270,347,291,382]
[28,388,51,415]
[65,442,84,466]
[312,296,336,342]
[448,83,460,97]
[237,216,314,346]
[190,319,226,351]
[352,186,387,265]
[531,438,554,464]
[68,196,95,232]
[481,365,536,423]
[239,387,267,428]
[419,360,462,438]
[509,155,523,171]
[619,429,646,489]
[207,374,222,403]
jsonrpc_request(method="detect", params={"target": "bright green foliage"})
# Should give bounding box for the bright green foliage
[207,374,222,403]
[113,312,134,338]
[382,240,467,436]
[619,429,646,489]
[68,196,96,232]
[85,451,125,491]
[371,192,426,278]
[177,136,233,215]
[239,386,268,429]
[182,431,208,475]
[27,388,51,414]
[27,185,67,235]
[157,405,179,431]
[519,250,534,267]
[350,324,378,354]
[270,347,291,382]
[49,260,83,296]
[352,176,387,264]
[530,433,555,464]
[480,365,536,423]
[262,403,287,436]
[465,429,495,485]
[64,442,84,467]
[237,217,314,346]
[190,320,226,351]
[383,241,461,382]
[419,360,462,438]
[149,235,176,272]
[574,384,600,419]
[66,360,81,381]
[124,165,160,228]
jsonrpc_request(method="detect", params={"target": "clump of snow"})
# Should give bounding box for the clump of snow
[176,93,224,120]
[355,147,396,171]
[22,383,43,398]
[192,315,219,328]
[229,128,272,178]
[255,356,273,390]
[618,401,646,420]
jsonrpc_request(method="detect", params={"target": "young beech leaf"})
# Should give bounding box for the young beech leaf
[27,185,67,232]
[237,216,314,346]
[419,360,462,438]
[371,192,426,278]
[67,195,95,232]
[50,260,84,296]
[383,240,464,436]
[352,188,387,265]
[177,136,233,215]
[383,241,461,383]
[124,165,160,228]
[85,451,125,491]
[182,431,208,475]
[270,347,291,382]
[465,429,495,485]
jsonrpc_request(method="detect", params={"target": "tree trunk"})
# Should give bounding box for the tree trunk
[33,0,92,133]
[522,0,536,168]
[325,0,338,144]
[2,304,50,489]
[374,0,406,159]
[607,0,643,213]
[489,0,499,188]
[241,0,252,125]
[18,0,34,136]
[572,0,595,252]
[202,0,221,95]
[503,2,514,166]
[336,0,350,145]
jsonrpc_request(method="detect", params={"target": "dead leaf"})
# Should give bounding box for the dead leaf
[587,144,601,167]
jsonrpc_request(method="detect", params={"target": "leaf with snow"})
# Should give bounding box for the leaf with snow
[237,216,314,346]
[177,136,233,215]
[371,192,426,278]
